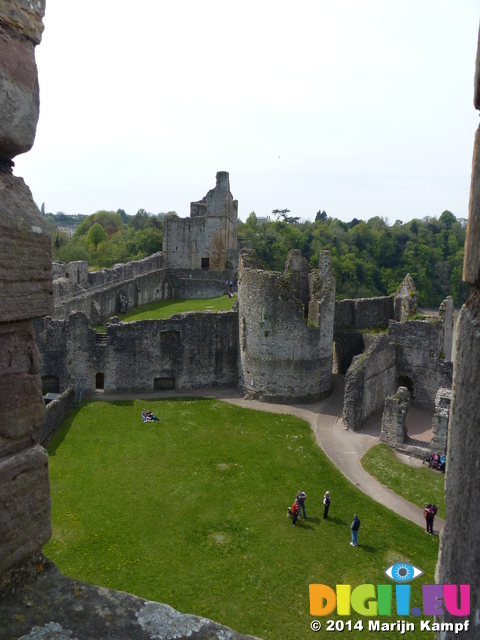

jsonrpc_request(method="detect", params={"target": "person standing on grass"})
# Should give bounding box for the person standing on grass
[291,499,300,527]
[424,504,435,534]
[350,514,360,546]
[297,490,307,518]
[323,491,331,519]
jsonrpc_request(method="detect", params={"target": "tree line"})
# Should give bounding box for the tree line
[47,205,468,308]
[239,210,468,307]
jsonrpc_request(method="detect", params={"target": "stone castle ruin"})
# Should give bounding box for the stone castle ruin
[51,172,239,324]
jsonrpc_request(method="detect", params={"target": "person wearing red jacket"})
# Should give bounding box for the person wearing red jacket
[290,499,300,527]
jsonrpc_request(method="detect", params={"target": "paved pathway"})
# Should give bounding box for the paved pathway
[94,376,444,532]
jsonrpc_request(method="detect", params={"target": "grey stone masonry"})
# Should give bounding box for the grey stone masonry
[35,310,238,395]
[389,317,453,409]
[0,0,52,590]
[343,334,396,431]
[436,27,480,640]
[380,387,410,446]
[163,171,238,271]
[237,249,335,403]
[430,388,451,455]
[393,273,417,322]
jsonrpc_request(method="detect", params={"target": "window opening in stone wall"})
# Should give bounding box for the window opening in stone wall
[201,257,210,270]
[154,377,175,390]
[42,375,60,394]
[95,372,104,391]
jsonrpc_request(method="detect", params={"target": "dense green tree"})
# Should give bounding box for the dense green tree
[86,223,107,248]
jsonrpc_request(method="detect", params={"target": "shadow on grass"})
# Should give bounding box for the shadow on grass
[323,516,347,526]
[46,408,79,456]
[356,544,378,554]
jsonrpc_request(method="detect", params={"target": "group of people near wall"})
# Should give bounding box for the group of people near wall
[424,451,446,473]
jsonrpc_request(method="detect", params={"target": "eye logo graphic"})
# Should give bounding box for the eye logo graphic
[384,563,424,583]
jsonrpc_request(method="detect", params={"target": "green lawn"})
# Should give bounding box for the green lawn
[95,296,236,332]
[361,444,445,519]
[45,400,438,639]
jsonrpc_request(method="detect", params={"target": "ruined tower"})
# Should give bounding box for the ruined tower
[163,171,238,271]
[237,249,335,403]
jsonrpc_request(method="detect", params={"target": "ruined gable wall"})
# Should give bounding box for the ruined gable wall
[388,319,453,408]
[343,334,396,431]
[163,215,229,270]
[164,172,238,271]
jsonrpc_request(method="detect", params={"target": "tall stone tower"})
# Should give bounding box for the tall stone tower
[163,171,238,271]
[237,249,335,403]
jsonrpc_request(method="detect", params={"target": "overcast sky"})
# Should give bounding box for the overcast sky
[14,1,480,223]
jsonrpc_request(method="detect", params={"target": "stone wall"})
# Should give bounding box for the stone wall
[35,310,238,395]
[380,386,410,446]
[389,315,453,409]
[436,27,480,635]
[53,268,171,324]
[237,249,335,403]
[42,385,76,446]
[163,172,238,271]
[53,252,163,292]
[334,296,394,331]
[0,0,52,588]
[430,387,451,455]
[343,334,396,431]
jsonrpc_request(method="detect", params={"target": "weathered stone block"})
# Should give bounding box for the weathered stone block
[0,320,45,458]
[0,445,51,577]
[0,175,52,322]
[0,0,46,44]
[437,291,480,636]
[380,387,409,446]
[464,124,480,286]
[0,24,39,160]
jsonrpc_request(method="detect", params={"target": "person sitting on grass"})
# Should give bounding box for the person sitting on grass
[141,408,160,422]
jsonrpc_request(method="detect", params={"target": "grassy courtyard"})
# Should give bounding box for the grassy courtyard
[95,296,236,332]
[45,399,438,639]
[361,444,445,519]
